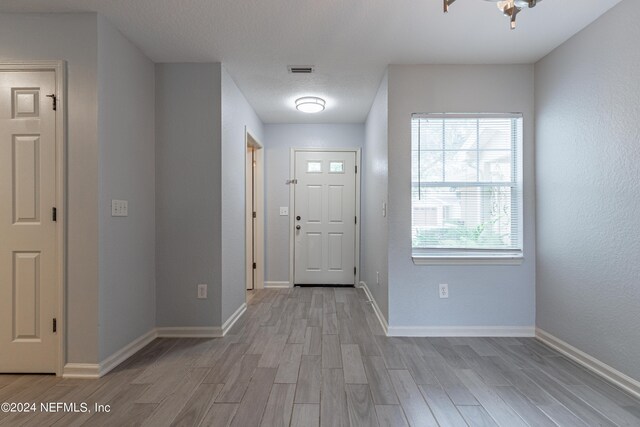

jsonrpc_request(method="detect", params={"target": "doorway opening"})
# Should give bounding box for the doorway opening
[245,129,264,296]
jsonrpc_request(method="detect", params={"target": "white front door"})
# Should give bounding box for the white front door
[0,69,58,373]
[294,151,357,285]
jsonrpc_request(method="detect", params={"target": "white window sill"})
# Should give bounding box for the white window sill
[412,253,524,266]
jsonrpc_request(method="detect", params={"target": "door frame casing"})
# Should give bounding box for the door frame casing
[0,60,67,376]
[289,148,361,287]
[245,128,264,292]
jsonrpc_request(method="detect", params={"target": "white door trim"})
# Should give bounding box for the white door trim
[0,60,67,376]
[245,128,264,291]
[289,148,361,287]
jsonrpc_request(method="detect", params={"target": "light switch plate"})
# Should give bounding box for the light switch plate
[111,200,128,217]
[280,207,289,216]
[197,284,208,299]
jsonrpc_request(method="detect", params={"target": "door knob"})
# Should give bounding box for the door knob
[296,225,301,230]
[296,216,301,221]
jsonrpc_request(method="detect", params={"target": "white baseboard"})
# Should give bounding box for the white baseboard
[99,328,158,377]
[359,281,389,335]
[536,328,640,400]
[222,303,247,335]
[156,326,223,338]
[62,363,101,379]
[62,308,249,379]
[387,325,535,337]
[264,281,291,288]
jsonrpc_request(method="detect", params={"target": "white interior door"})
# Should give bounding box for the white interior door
[294,151,357,285]
[0,69,58,373]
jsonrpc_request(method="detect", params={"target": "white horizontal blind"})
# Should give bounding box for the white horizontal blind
[411,113,523,253]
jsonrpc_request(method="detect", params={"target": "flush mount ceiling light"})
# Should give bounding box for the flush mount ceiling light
[295,97,326,113]
[444,0,542,30]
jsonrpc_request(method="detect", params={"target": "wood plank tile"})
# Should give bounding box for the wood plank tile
[295,355,321,404]
[5,288,640,427]
[374,405,409,427]
[521,368,617,427]
[230,368,277,427]
[493,386,556,427]
[170,383,223,427]
[140,367,211,426]
[420,354,478,406]
[322,334,342,369]
[259,335,289,368]
[138,367,209,404]
[388,370,438,427]
[453,345,510,386]
[455,369,528,427]
[376,337,406,370]
[291,404,320,427]
[204,343,250,383]
[345,384,379,427]
[321,369,349,427]
[566,384,640,427]
[200,403,239,427]
[289,319,308,344]
[429,338,469,370]
[260,383,295,427]
[400,351,438,386]
[216,354,261,403]
[418,384,467,427]
[457,406,499,427]
[341,344,368,384]
[323,313,339,335]
[304,327,322,356]
[275,343,304,384]
[538,403,589,427]
[363,356,399,405]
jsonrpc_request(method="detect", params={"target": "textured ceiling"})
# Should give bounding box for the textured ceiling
[0,0,623,123]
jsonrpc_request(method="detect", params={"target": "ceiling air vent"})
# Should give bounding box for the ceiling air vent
[288,65,315,74]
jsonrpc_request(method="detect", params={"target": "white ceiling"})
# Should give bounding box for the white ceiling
[0,0,623,123]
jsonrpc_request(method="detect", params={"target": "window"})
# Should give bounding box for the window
[411,113,523,263]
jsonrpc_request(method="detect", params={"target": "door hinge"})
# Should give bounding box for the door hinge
[355,165,358,174]
[46,94,57,111]
[253,262,257,269]
[52,207,57,222]
[52,318,57,333]
[354,266,357,275]
[355,216,357,224]
[252,211,256,219]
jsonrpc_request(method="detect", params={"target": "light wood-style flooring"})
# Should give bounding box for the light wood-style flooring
[1,287,639,426]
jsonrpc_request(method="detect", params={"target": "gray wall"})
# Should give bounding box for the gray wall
[263,124,365,283]
[155,63,223,327]
[0,13,100,364]
[387,65,536,328]
[535,0,640,380]
[97,16,156,360]
[362,72,389,320]
[221,66,264,322]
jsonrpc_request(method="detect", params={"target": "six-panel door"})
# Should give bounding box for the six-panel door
[294,151,357,285]
[0,70,57,373]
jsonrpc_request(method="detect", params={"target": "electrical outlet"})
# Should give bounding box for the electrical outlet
[111,200,128,217]
[376,272,380,285]
[439,284,449,299]
[197,284,208,299]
